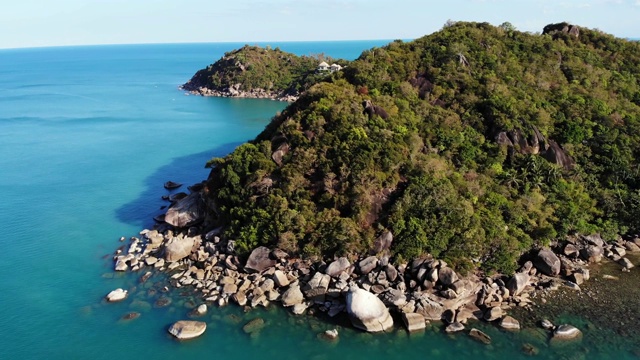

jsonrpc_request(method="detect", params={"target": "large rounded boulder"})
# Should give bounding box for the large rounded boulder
[168,320,206,340]
[345,286,393,332]
[534,248,560,276]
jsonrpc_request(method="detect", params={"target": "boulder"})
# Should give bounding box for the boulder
[506,272,529,296]
[401,312,426,332]
[272,270,290,288]
[325,257,351,277]
[500,316,521,330]
[372,230,393,254]
[168,320,206,340]
[534,248,561,276]
[580,245,603,263]
[242,318,265,334]
[469,328,491,345]
[281,284,304,307]
[323,329,339,340]
[552,324,582,340]
[625,241,640,252]
[619,257,634,270]
[346,287,394,332]
[445,322,465,333]
[358,256,378,275]
[438,267,458,286]
[484,306,503,322]
[164,192,205,227]
[106,288,128,302]
[114,260,128,272]
[164,181,182,190]
[164,235,196,263]
[245,246,276,273]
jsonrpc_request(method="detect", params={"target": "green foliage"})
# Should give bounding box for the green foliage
[200,22,640,274]
[185,45,344,96]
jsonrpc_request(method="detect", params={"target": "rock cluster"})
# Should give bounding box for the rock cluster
[181,83,298,102]
[109,184,637,336]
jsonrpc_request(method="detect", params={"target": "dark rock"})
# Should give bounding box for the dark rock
[271,142,289,166]
[469,328,491,345]
[385,264,398,282]
[164,181,182,190]
[542,140,574,170]
[438,267,458,286]
[245,246,276,273]
[534,248,561,276]
[242,318,265,334]
[372,230,393,254]
[121,312,140,321]
[362,100,389,120]
[164,192,205,227]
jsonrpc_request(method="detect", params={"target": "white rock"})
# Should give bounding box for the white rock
[106,288,128,302]
[346,287,394,332]
[168,320,206,340]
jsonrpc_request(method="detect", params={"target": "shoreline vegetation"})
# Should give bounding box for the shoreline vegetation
[109,21,640,352]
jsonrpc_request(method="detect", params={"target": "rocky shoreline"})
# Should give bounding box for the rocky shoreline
[179,82,298,102]
[107,181,639,348]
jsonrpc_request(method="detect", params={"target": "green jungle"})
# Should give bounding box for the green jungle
[190,22,640,275]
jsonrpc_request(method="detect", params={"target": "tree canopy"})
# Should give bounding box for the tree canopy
[200,22,640,274]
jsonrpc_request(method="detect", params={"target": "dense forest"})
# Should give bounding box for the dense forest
[198,22,640,274]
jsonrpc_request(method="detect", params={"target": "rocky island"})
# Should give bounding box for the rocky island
[111,21,640,347]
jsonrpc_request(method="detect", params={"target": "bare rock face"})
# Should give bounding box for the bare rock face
[543,140,574,170]
[168,320,206,340]
[164,192,205,227]
[245,246,276,273]
[346,287,394,332]
[281,284,304,307]
[164,235,196,263]
[534,248,561,276]
[543,22,580,38]
[438,267,459,286]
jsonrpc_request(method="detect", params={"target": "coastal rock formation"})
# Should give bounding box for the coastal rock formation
[168,320,207,340]
[164,192,205,227]
[164,235,197,263]
[245,246,276,273]
[345,287,394,332]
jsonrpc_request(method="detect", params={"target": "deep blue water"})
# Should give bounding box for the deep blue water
[0,41,638,359]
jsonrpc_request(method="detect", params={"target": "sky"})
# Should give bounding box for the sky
[1,0,639,49]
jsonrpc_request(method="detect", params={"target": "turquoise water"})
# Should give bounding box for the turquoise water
[0,41,637,359]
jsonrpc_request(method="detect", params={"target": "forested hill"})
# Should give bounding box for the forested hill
[181,45,347,100]
[202,22,640,274]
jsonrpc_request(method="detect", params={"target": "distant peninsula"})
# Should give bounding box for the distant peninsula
[181,45,348,101]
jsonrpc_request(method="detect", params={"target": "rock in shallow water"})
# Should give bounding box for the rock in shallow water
[469,328,491,345]
[346,287,393,332]
[168,320,206,340]
[106,288,127,302]
[552,324,582,340]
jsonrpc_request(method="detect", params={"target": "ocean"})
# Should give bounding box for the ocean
[0,41,638,359]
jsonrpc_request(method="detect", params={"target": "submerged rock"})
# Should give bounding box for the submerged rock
[168,320,206,340]
[552,324,582,341]
[469,328,491,345]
